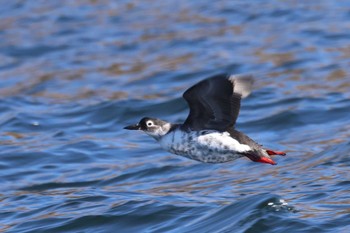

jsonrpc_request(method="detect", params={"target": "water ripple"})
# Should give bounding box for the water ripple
[1,1,350,232]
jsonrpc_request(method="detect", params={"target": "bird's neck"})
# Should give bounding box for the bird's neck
[148,123,177,141]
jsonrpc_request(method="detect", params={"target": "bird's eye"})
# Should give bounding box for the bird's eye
[146,121,153,127]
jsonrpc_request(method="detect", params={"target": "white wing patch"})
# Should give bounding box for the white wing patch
[229,74,254,98]
[197,131,251,153]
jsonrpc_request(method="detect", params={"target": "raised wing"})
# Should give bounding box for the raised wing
[182,73,253,131]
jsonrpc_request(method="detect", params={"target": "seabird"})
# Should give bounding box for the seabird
[124,73,286,165]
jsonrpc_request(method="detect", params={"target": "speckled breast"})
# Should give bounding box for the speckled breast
[159,129,250,163]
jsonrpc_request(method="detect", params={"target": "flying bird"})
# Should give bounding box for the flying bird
[124,74,286,165]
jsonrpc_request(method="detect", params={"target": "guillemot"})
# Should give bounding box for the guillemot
[124,73,286,165]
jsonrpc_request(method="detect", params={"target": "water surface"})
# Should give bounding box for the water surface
[1,1,350,232]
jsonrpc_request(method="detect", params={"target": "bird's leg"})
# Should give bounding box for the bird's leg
[265,149,286,156]
[243,152,277,165]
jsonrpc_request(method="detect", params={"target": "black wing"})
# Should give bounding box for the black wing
[182,73,253,131]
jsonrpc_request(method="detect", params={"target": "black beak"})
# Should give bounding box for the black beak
[124,124,141,130]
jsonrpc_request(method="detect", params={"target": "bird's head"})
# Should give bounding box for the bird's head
[124,117,171,140]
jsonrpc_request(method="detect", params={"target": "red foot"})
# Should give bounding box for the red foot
[266,149,286,156]
[244,153,277,165]
[256,157,277,165]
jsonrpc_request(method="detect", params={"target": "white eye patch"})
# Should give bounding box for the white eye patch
[146,120,154,127]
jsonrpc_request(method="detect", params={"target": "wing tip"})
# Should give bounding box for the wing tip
[228,74,254,98]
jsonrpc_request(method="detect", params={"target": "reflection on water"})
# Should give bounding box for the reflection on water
[1,1,350,232]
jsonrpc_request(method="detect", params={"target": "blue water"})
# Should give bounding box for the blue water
[1,1,350,232]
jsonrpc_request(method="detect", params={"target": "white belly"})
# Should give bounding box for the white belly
[159,130,251,163]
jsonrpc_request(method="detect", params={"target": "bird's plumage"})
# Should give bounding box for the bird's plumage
[183,74,253,131]
[159,128,251,163]
[124,73,285,165]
